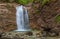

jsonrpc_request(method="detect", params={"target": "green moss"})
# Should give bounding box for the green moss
[15,0,33,5]
[55,15,60,22]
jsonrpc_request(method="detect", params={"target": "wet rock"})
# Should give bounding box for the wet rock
[36,33,41,37]
[25,31,33,36]
[49,32,59,37]
[41,31,46,37]
[20,38,24,39]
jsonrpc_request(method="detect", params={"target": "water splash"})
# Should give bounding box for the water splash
[15,5,30,31]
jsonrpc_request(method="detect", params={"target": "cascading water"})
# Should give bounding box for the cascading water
[15,5,30,31]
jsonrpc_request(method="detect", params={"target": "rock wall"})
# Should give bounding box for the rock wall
[0,0,60,37]
[0,3,17,32]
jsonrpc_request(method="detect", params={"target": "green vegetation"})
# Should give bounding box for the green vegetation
[41,0,50,7]
[15,0,33,5]
[0,0,50,6]
[2,0,50,6]
[55,15,60,22]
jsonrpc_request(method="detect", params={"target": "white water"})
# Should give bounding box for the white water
[15,5,30,31]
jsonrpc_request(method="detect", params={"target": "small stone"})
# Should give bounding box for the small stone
[25,31,33,36]
[20,38,24,39]
[49,32,59,37]
[36,33,40,37]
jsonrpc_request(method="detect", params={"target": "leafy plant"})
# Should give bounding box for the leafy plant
[55,15,60,22]
[41,0,50,7]
[15,0,33,5]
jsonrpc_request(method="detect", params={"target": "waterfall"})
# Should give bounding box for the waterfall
[15,5,30,31]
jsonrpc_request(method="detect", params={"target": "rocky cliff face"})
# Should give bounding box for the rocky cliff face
[0,3,17,32]
[0,0,60,37]
[0,2,41,32]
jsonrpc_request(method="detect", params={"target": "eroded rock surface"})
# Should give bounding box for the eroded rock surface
[0,3,17,32]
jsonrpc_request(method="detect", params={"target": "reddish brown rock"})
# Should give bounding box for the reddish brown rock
[0,3,17,32]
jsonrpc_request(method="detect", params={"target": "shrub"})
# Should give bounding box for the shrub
[15,0,33,5]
